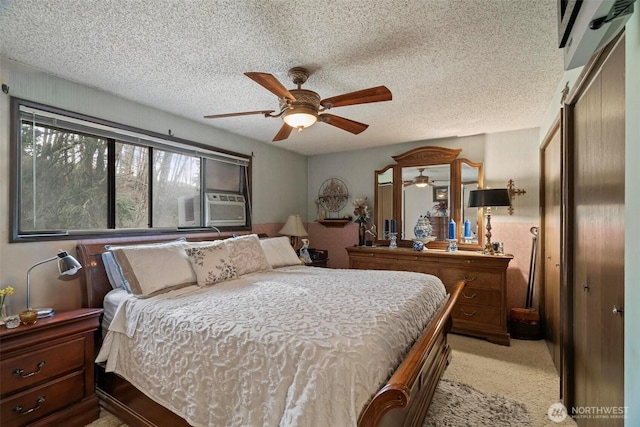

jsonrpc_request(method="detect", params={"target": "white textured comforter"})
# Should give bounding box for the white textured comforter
[96,266,447,427]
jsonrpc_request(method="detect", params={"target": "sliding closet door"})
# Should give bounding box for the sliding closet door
[541,120,562,373]
[571,35,624,425]
[597,31,625,412]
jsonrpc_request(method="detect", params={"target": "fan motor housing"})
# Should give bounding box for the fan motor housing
[279,89,320,113]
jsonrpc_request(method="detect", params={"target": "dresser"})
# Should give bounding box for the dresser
[346,246,513,345]
[0,308,103,427]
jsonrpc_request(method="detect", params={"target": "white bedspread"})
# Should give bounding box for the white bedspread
[96,266,447,427]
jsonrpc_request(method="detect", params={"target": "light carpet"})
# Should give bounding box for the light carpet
[443,334,577,426]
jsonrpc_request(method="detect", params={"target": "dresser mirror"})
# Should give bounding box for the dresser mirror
[374,146,484,250]
[402,164,451,242]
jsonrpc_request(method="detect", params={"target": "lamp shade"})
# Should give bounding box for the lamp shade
[468,189,511,208]
[279,214,308,237]
[58,250,82,276]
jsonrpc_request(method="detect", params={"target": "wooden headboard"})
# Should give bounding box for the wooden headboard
[76,232,258,308]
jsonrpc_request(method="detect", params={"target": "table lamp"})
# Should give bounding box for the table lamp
[467,189,511,255]
[19,250,83,325]
[279,214,308,250]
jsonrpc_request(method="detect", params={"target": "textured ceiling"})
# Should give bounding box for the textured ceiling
[0,0,563,156]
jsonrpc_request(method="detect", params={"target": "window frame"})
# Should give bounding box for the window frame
[9,97,252,242]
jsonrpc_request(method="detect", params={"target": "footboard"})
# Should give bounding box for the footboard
[358,280,464,427]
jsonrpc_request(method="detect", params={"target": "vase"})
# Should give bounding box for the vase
[358,223,366,246]
[0,303,7,325]
[413,215,433,240]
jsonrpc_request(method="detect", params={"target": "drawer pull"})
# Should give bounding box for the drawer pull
[461,309,477,317]
[462,292,477,299]
[13,396,45,415]
[463,276,478,283]
[13,361,45,378]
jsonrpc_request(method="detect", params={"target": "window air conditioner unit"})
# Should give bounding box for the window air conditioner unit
[178,192,247,227]
[559,0,636,70]
[205,193,247,227]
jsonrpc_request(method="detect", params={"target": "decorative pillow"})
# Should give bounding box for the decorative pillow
[107,239,199,297]
[260,236,303,268]
[224,234,272,276]
[185,242,238,286]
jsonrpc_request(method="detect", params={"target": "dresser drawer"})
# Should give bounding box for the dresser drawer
[451,304,502,326]
[0,371,85,427]
[395,260,439,276]
[349,251,398,270]
[438,268,502,290]
[1,337,85,396]
[444,284,501,308]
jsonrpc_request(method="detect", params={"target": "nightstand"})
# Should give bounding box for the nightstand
[301,248,329,267]
[0,308,103,427]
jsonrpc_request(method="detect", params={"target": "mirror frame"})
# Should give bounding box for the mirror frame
[374,146,484,251]
[373,164,395,242]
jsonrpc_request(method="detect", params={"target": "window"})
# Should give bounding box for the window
[11,98,251,241]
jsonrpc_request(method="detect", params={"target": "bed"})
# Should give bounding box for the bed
[76,233,464,427]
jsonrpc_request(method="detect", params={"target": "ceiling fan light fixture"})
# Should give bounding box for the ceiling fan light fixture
[413,168,430,188]
[282,105,318,130]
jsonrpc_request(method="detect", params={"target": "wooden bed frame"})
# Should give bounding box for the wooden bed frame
[76,233,464,427]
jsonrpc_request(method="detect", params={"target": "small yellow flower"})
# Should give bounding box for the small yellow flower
[0,285,14,306]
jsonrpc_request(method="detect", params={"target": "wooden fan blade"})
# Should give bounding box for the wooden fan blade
[319,114,369,134]
[245,72,296,101]
[320,86,392,109]
[273,123,293,141]
[204,110,274,119]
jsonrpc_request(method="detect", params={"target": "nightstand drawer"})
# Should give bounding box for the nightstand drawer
[1,337,85,396]
[451,304,502,326]
[438,268,502,290]
[0,371,84,427]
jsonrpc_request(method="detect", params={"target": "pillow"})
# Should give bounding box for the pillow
[224,234,272,276]
[185,242,238,286]
[101,251,130,292]
[259,236,303,268]
[107,239,199,297]
[104,238,188,294]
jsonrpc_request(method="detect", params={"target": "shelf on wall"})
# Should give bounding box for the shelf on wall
[317,219,350,228]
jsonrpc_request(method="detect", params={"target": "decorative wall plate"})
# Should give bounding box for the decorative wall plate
[318,178,349,213]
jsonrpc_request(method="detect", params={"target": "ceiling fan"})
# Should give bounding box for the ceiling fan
[404,168,437,188]
[204,67,392,142]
